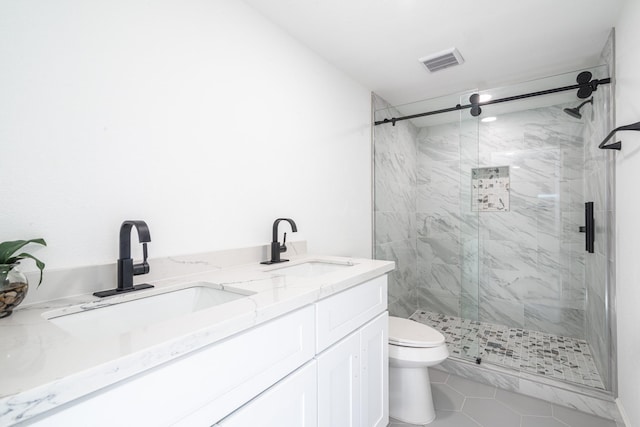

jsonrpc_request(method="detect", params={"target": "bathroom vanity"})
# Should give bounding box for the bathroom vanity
[0,246,393,426]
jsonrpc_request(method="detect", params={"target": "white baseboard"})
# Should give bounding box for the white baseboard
[616,398,633,427]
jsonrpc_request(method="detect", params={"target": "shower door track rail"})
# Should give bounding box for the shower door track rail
[374,77,611,126]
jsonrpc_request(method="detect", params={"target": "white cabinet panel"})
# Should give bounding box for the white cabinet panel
[360,312,388,427]
[30,306,315,427]
[216,361,317,427]
[315,275,387,352]
[317,313,389,427]
[317,331,361,427]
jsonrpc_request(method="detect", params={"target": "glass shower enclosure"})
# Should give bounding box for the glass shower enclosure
[373,66,615,393]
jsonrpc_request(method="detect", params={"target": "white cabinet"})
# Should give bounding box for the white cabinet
[216,361,318,427]
[217,275,389,427]
[27,274,389,427]
[317,312,388,427]
[315,275,388,427]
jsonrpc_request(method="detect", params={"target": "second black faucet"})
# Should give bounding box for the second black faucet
[94,220,154,298]
[261,218,298,264]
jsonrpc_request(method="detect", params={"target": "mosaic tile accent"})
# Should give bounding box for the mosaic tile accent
[472,166,510,212]
[410,310,605,390]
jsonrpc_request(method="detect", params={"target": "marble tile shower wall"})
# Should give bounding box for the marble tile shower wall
[416,121,465,317]
[417,105,588,339]
[373,94,418,318]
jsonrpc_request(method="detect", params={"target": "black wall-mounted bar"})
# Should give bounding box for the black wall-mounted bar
[375,75,611,126]
[598,121,640,150]
[579,202,595,254]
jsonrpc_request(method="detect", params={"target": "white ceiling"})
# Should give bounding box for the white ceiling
[242,0,624,107]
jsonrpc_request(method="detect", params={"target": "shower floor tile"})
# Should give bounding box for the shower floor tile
[409,310,605,390]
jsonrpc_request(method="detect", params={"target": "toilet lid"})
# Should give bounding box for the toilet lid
[389,316,445,348]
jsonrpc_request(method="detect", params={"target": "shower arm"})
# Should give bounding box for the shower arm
[598,121,640,150]
[575,99,593,110]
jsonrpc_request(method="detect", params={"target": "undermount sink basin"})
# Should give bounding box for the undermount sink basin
[270,261,355,277]
[44,283,253,339]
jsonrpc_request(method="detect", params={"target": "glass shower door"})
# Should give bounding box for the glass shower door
[470,67,614,391]
[457,93,481,363]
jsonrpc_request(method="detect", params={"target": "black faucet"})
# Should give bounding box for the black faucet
[261,218,298,264]
[94,220,154,298]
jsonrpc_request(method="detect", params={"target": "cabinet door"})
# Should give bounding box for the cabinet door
[360,312,388,427]
[216,361,317,427]
[317,331,361,427]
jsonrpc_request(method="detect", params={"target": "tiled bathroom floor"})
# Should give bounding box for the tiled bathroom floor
[410,310,605,390]
[389,370,622,427]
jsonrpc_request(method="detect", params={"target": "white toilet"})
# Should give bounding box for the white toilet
[388,316,449,424]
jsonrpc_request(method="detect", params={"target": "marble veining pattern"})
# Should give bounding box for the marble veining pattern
[411,310,605,390]
[414,102,588,340]
[373,94,418,319]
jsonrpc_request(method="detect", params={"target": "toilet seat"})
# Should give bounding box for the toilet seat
[389,316,445,348]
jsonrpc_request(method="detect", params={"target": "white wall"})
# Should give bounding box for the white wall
[0,0,372,273]
[614,0,640,425]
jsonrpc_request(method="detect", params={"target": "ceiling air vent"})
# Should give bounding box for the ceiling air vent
[419,48,464,72]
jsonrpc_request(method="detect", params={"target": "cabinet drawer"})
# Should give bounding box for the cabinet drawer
[216,361,317,427]
[315,275,387,352]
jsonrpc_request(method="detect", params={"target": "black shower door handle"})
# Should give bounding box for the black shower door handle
[578,202,594,253]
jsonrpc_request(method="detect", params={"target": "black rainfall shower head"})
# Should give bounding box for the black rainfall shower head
[564,107,582,119]
[564,98,593,119]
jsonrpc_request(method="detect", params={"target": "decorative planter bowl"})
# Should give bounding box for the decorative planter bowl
[0,263,28,318]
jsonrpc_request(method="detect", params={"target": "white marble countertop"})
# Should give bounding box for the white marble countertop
[0,251,394,425]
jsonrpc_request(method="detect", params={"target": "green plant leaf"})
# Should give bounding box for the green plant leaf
[0,239,46,286]
[14,253,45,287]
[0,239,46,264]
